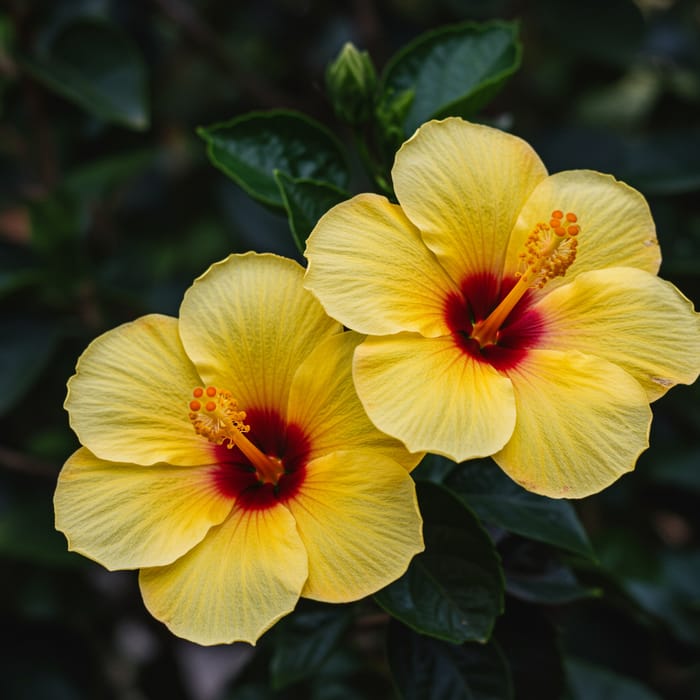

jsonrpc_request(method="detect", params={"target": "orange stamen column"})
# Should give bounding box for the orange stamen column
[188,386,285,485]
[471,210,580,348]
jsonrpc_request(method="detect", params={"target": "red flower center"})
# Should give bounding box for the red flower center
[211,408,310,510]
[444,272,547,371]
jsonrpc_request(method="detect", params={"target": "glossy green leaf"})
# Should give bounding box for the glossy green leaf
[375,481,504,644]
[22,19,149,130]
[565,657,662,700]
[412,452,458,485]
[387,620,513,700]
[445,459,595,559]
[381,21,521,136]
[198,110,350,209]
[270,604,351,689]
[0,318,60,415]
[274,171,349,253]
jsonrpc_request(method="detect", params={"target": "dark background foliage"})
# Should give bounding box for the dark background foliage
[1,0,699,698]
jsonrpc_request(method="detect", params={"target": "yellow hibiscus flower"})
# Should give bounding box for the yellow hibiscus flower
[54,253,423,646]
[304,118,700,499]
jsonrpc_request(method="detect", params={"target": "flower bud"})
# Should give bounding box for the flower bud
[325,42,377,126]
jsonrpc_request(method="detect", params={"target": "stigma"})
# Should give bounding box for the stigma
[188,386,285,485]
[470,209,580,348]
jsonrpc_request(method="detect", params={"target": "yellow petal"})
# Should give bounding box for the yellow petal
[494,349,652,498]
[354,334,516,462]
[66,314,214,466]
[536,267,700,401]
[179,253,340,415]
[304,194,458,336]
[393,118,548,282]
[139,503,308,646]
[504,170,660,288]
[286,450,423,602]
[287,331,423,471]
[54,447,232,570]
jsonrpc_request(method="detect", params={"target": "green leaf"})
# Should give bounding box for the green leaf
[594,528,700,645]
[274,171,348,253]
[22,19,149,130]
[505,561,602,605]
[445,459,595,559]
[387,620,513,700]
[375,481,504,644]
[198,110,350,209]
[412,452,458,485]
[270,604,352,689]
[565,657,662,700]
[0,317,60,415]
[310,648,386,700]
[380,21,521,137]
[599,542,700,646]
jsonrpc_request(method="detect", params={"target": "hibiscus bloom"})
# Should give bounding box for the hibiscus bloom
[304,118,700,498]
[54,253,423,645]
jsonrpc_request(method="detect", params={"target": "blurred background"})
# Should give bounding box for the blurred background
[1,0,700,698]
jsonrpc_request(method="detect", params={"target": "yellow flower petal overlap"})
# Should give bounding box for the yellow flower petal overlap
[55,253,424,645]
[353,333,516,461]
[305,117,700,498]
[286,450,423,602]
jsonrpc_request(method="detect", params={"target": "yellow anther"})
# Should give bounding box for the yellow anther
[470,209,581,347]
[187,386,284,485]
